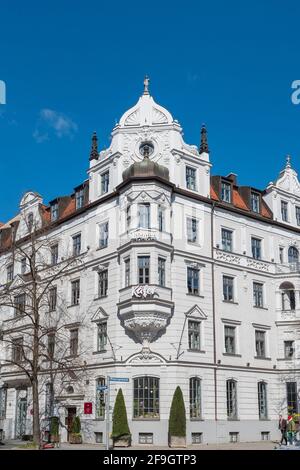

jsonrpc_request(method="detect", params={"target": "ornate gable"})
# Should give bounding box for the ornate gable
[185,304,207,320]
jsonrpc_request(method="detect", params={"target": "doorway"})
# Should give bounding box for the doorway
[66,407,77,441]
[15,390,28,439]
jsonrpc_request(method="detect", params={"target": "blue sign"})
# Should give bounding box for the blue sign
[109,377,129,383]
[97,385,108,391]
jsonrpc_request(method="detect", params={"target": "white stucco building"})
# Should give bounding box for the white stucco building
[0,79,299,446]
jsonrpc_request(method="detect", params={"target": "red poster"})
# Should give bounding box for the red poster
[84,402,93,414]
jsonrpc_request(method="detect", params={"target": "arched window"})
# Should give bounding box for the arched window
[226,379,237,419]
[95,377,106,419]
[280,282,296,311]
[133,377,159,419]
[288,246,299,264]
[189,377,202,419]
[258,382,268,419]
[27,212,34,231]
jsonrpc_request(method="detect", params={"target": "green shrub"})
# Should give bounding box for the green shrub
[111,388,131,440]
[71,416,81,434]
[50,416,59,436]
[168,386,186,437]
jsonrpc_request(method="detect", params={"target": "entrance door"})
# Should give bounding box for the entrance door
[15,391,27,439]
[66,407,76,441]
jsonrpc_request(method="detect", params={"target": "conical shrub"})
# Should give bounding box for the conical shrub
[112,388,131,439]
[168,386,186,437]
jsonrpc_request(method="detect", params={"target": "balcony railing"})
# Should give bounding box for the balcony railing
[276,262,300,274]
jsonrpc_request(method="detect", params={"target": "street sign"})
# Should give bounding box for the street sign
[109,377,129,383]
[97,385,108,391]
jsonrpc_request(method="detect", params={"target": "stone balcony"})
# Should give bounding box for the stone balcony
[276,308,300,322]
[275,262,300,275]
[119,228,172,247]
[214,248,274,273]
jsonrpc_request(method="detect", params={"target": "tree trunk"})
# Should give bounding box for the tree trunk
[32,377,40,446]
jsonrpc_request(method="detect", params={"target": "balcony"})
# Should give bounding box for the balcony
[214,248,273,273]
[276,262,300,274]
[119,228,172,247]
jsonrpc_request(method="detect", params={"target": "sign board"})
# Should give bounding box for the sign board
[84,402,93,414]
[109,377,129,383]
[97,385,108,391]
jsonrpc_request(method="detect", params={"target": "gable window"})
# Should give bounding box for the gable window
[258,382,268,419]
[226,379,238,420]
[14,293,26,316]
[99,222,109,249]
[187,267,199,295]
[221,229,233,252]
[125,258,130,287]
[251,192,260,213]
[223,276,234,302]
[224,326,236,354]
[158,257,166,287]
[7,263,14,283]
[187,217,198,243]
[21,257,27,274]
[138,203,150,229]
[12,337,23,363]
[190,377,202,419]
[70,329,79,356]
[133,376,160,419]
[253,282,264,308]
[284,341,294,359]
[188,320,201,350]
[96,378,106,419]
[47,333,55,359]
[296,207,300,226]
[72,234,81,256]
[255,330,266,358]
[27,212,34,231]
[51,244,59,265]
[221,182,231,203]
[186,166,196,190]
[75,188,84,210]
[251,237,262,260]
[51,202,59,222]
[101,171,109,194]
[158,205,165,232]
[71,280,80,306]
[138,256,150,284]
[97,322,107,351]
[98,270,108,297]
[281,201,288,222]
[286,382,298,414]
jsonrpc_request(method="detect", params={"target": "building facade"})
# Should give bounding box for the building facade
[0,80,300,446]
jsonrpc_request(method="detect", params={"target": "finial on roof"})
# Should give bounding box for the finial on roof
[200,124,209,153]
[286,154,291,168]
[89,131,99,161]
[143,75,150,95]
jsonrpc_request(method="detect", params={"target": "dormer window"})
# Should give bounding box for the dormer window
[186,166,196,191]
[101,171,109,195]
[296,207,300,226]
[281,200,288,222]
[250,192,260,213]
[221,181,231,203]
[27,212,34,231]
[51,202,59,222]
[75,188,84,210]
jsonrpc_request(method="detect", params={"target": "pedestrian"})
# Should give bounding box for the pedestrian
[279,414,287,446]
[287,415,296,446]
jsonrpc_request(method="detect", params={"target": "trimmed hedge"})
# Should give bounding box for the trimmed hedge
[168,386,186,437]
[112,388,131,439]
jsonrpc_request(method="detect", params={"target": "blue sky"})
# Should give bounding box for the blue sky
[1,0,300,221]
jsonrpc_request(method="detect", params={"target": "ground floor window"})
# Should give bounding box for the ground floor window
[0,387,7,418]
[286,382,298,414]
[139,433,153,444]
[96,377,106,419]
[190,377,202,419]
[133,376,160,419]
[191,432,203,444]
[226,380,238,419]
[258,382,268,419]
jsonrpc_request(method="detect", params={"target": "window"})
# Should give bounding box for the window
[255,330,266,358]
[188,320,201,350]
[12,337,23,363]
[226,380,238,419]
[125,258,130,287]
[158,205,165,232]
[14,293,26,316]
[7,263,13,283]
[288,246,299,264]
[251,192,260,213]
[126,205,131,230]
[284,341,294,359]
[101,171,109,194]
[95,432,103,443]
[279,247,284,264]
[221,181,231,203]
[51,202,59,222]
[258,382,268,419]
[223,276,234,302]
[253,282,263,308]
[138,203,150,229]
[0,387,7,419]
[251,237,262,260]
[286,382,298,414]
[187,267,199,295]
[139,433,153,444]
[49,287,57,311]
[51,244,59,265]
[70,329,78,356]
[98,270,108,297]
[224,326,236,354]
[158,257,166,287]
[186,166,196,190]
[99,222,109,249]
[71,280,80,305]
[133,377,160,419]
[72,234,81,256]
[229,432,239,443]
[21,257,26,274]
[95,378,106,419]
[296,207,300,226]
[192,433,203,444]
[221,229,233,252]
[75,188,84,210]
[281,286,296,311]
[47,333,55,359]
[27,212,34,231]
[97,322,107,351]
[138,256,150,284]
[187,218,198,243]
[281,201,288,222]
[190,377,202,419]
